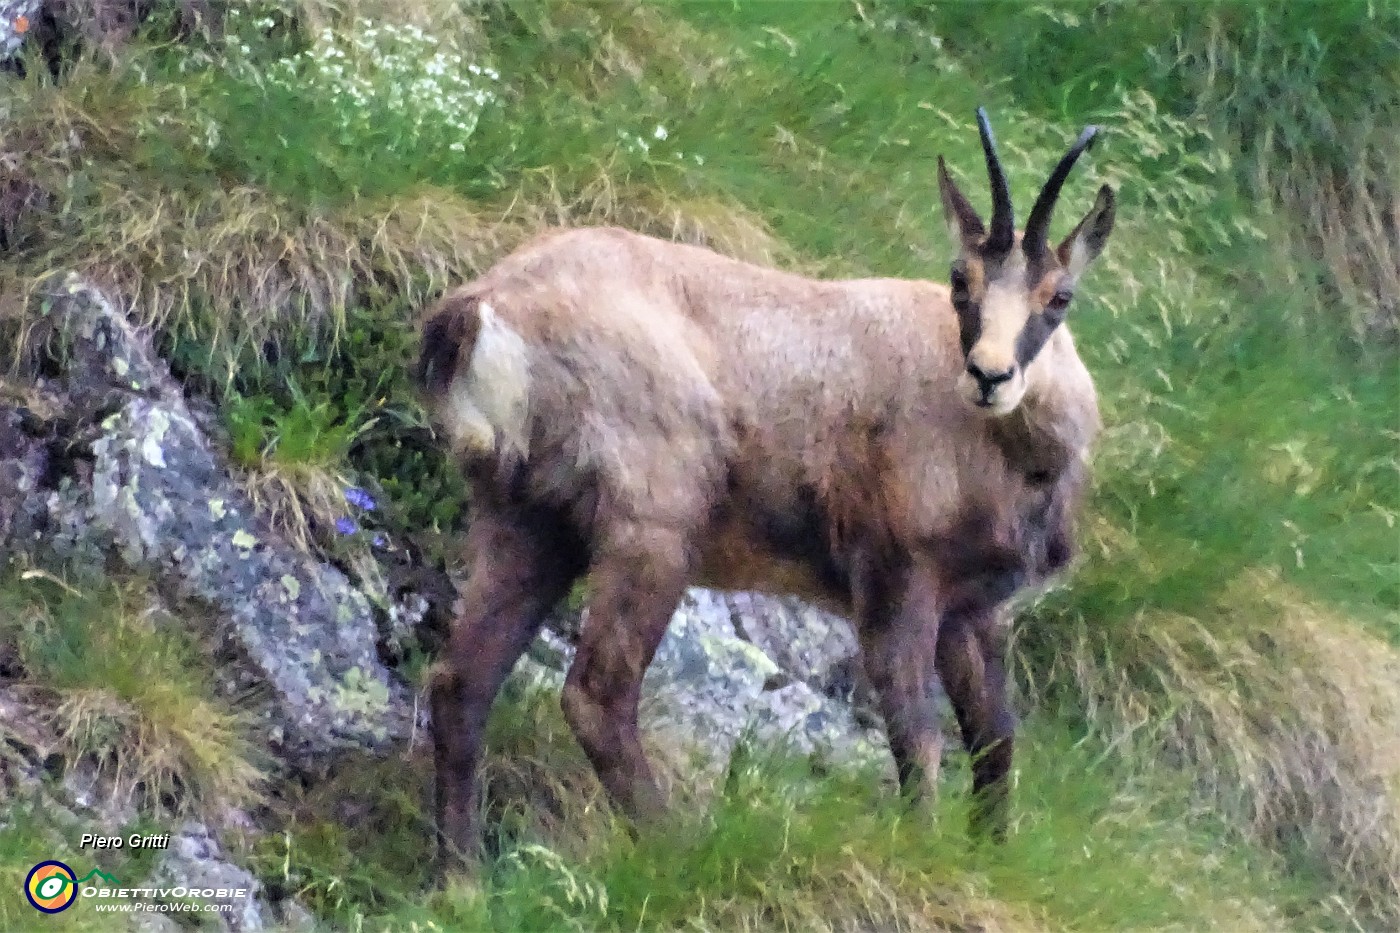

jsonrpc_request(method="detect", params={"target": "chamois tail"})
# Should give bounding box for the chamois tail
[415,293,531,457]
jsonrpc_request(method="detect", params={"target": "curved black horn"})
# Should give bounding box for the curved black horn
[1024,125,1100,256]
[976,107,1015,253]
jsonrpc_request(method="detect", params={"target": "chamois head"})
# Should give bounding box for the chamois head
[937,108,1116,416]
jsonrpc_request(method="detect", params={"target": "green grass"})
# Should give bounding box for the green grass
[250,688,1318,932]
[1,0,1397,928]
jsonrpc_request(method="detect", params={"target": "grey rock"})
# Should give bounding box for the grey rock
[749,680,890,773]
[641,589,779,784]
[270,897,318,932]
[383,591,430,659]
[148,821,268,932]
[527,626,574,673]
[0,406,50,553]
[0,686,117,829]
[130,913,184,933]
[61,757,139,830]
[13,276,410,761]
[507,654,567,696]
[530,588,890,792]
[0,686,63,823]
[721,590,862,699]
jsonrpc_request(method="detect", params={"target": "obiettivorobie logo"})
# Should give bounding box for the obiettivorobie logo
[24,858,250,918]
[24,861,121,914]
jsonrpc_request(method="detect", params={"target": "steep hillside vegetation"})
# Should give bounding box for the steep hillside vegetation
[2,1,1396,930]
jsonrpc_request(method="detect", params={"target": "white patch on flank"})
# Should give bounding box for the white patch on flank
[443,302,531,456]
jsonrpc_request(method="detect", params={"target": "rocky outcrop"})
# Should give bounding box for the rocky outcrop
[147,822,268,932]
[647,590,887,778]
[1,276,410,762]
[515,589,892,793]
[2,684,283,932]
[725,590,862,697]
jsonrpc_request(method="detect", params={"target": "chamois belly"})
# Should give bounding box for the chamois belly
[695,486,853,615]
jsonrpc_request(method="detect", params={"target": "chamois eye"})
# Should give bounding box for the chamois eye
[1046,290,1073,316]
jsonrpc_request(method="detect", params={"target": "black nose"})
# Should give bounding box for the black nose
[967,362,1014,393]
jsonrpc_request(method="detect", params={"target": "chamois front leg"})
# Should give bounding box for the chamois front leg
[561,523,692,825]
[855,556,945,807]
[432,505,583,878]
[936,608,1016,840]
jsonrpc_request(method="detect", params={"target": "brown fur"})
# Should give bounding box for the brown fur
[417,132,1113,871]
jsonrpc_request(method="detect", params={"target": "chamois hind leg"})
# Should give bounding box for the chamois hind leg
[432,504,584,877]
[854,556,945,807]
[936,608,1015,840]
[562,522,692,826]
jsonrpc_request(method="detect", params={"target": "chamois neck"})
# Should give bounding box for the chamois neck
[991,329,1098,479]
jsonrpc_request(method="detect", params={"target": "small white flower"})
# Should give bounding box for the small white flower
[653,124,668,141]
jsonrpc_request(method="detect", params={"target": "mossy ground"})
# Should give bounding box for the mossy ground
[1,1,1396,930]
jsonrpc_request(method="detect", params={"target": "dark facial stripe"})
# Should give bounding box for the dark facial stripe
[1014,311,1058,370]
[955,302,982,358]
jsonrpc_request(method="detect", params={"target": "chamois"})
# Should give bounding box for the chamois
[415,109,1114,870]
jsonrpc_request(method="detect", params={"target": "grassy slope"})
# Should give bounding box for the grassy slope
[1,1,1397,930]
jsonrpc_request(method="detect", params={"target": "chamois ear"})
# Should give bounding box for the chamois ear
[1056,184,1116,279]
[938,155,987,247]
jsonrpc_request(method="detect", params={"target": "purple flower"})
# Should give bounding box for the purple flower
[335,517,358,535]
[345,487,377,512]
[372,533,387,549]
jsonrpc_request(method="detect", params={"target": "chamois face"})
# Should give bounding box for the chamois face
[938,112,1116,416]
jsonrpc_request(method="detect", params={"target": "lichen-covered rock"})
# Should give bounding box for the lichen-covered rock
[147,822,268,932]
[722,590,862,699]
[18,276,410,759]
[642,589,779,783]
[0,404,49,553]
[749,680,890,773]
[530,588,890,791]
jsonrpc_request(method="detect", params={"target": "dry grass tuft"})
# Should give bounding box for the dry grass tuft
[502,167,787,266]
[479,686,1053,933]
[1,576,266,818]
[239,462,352,553]
[480,677,615,855]
[1,65,781,380]
[287,0,485,37]
[51,681,263,815]
[1035,563,1400,922]
[498,0,713,91]
[1270,147,1400,342]
[666,873,1047,933]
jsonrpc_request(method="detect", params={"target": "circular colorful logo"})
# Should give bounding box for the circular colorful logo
[25,861,78,913]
